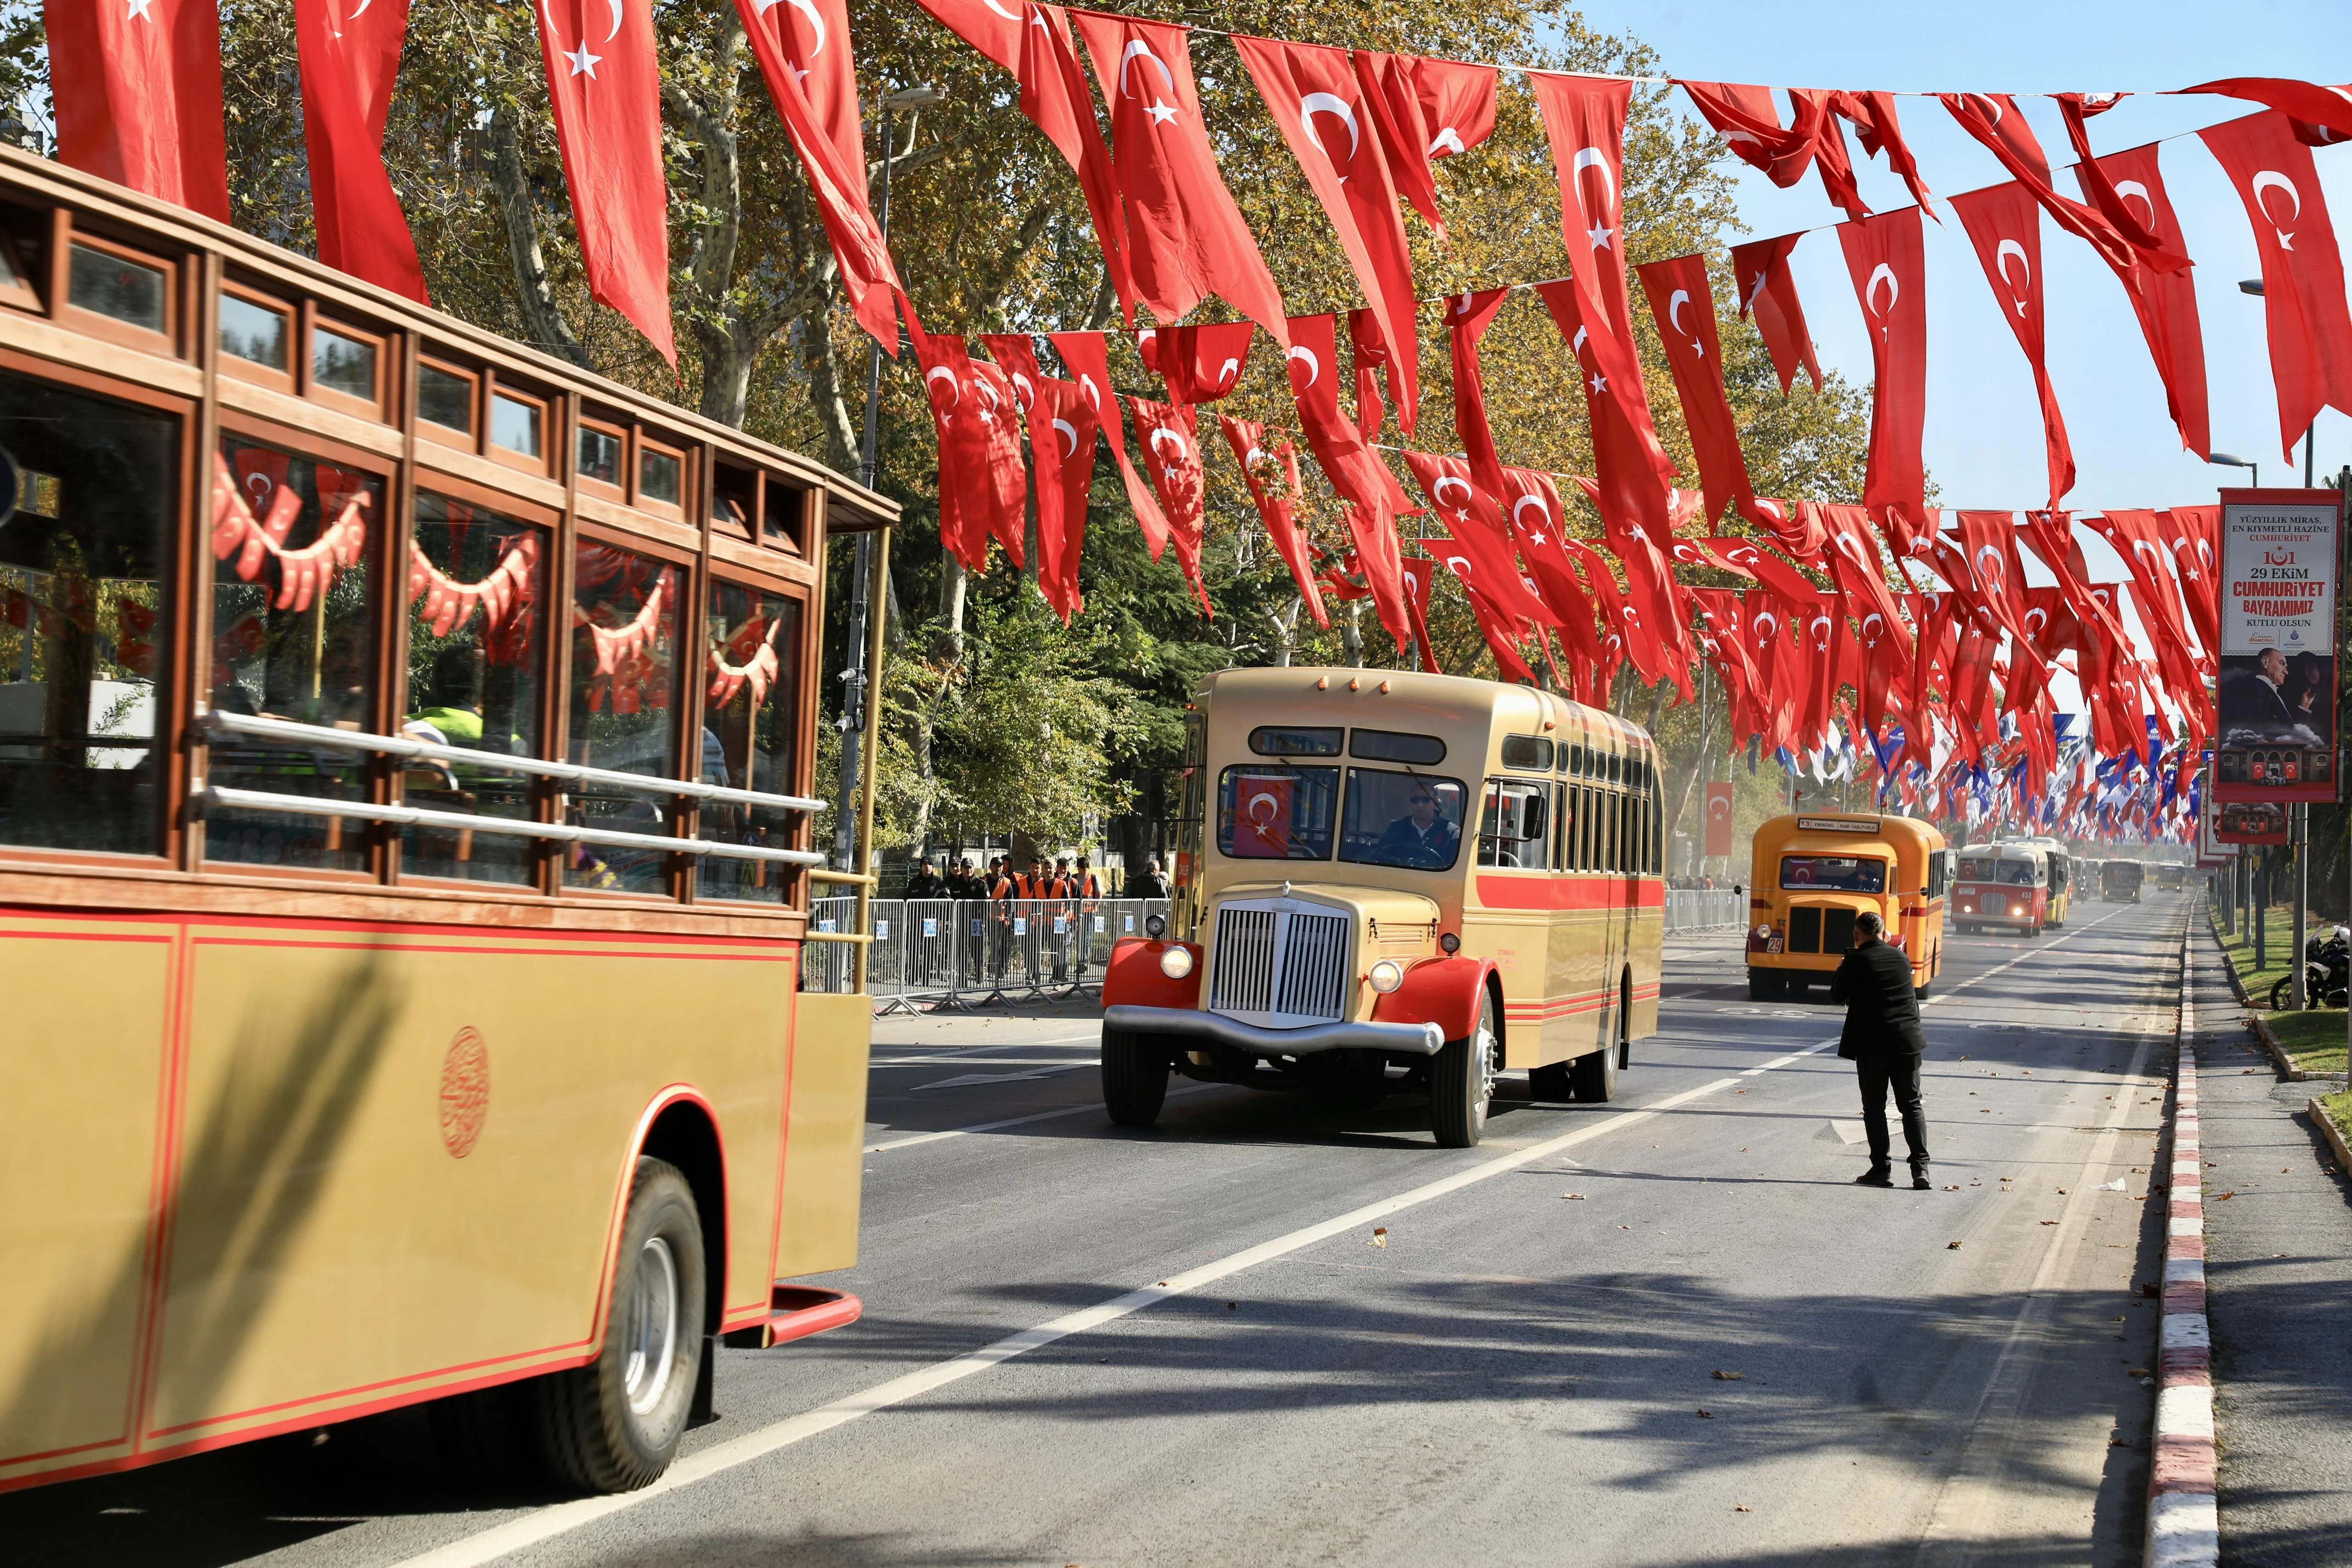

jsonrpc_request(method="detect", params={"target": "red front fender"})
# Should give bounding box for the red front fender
[1371,955,1496,1044]
[1100,937,1204,1011]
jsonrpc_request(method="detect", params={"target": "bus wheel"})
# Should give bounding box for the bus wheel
[537,1158,706,1493]
[1747,969,1777,1001]
[1430,991,1498,1148]
[1569,999,1622,1104]
[1102,1029,1169,1127]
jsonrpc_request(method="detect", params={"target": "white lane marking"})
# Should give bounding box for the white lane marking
[869,1032,1101,1061]
[865,1083,1225,1155]
[911,1069,1086,1091]
[875,1057,1098,1069]
[391,913,2154,1568]
[388,1056,1828,1568]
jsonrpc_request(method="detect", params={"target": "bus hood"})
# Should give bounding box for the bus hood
[1212,881,1442,949]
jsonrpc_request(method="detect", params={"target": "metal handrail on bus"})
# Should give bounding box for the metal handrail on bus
[193,784,825,867]
[196,708,828,815]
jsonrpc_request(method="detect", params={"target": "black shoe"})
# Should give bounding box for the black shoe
[1911,1173,1933,1190]
[1854,1169,1894,1187]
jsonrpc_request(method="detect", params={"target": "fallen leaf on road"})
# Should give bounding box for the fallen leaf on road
[1944,1184,1960,1190]
[1371,1227,1388,1247]
[2041,1220,2059,1226]
[1712,1370,1745,1380]
[1735,1505,1752,1512]
[1562,1193,1585,1200]
[2128,1367,2149,1378]
[1948,1241,1962,1249]
[2058,1188,2069,1195]
[2215,1191,2237,1201]
[1696,1408,1714,1418]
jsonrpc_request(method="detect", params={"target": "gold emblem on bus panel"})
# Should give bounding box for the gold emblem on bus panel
[439,1027,491,1158]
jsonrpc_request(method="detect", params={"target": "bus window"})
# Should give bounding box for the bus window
[1337,768,1464,870]
[1499,735,1552,772]
[1217,763,1338,860]
[399,494,549,884]
[207,437,383,873]
[566,540,680,893]
[1251,725,1340,756]
[697,581,805,901]
[1577,784,1595,871]
[1928,853,1946,898]
[0,372,177,856]
[1781,855,1887,892]
[1478,779,1549,868]
[1350,728,1446,765]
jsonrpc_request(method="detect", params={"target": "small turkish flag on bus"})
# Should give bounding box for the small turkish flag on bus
[1232,775,1295,858]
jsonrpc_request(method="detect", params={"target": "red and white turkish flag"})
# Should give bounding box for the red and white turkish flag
[1402,449,1506,542]
[1218,416,1326,629]
[1397,553,1442,673]
[1235,36,1417,427]
[1283,312,1418,524]
[1941,92,2189,278]
[2163,504,2221,657]
[536,0,674,361]
[1837,206,1928,555]
[738,0,900,352]
[1819,504,1913,662]
[1677,81,1819,189]
[1341,500,1412,658]
[1229,773,1295,857]
[966,357,1029,571]
[907,312,987,570]
[1729,233,1821,394]
[1836,90,1934,210]
[1047,330,1171,560]
[1703,782,1736,857]
[1348,308,1391,438]
[1351,51,1497,243]
[1422,531,1543,682]
[1129,397,1212,615]
[2079,144,2210,459]
[2180,79,2352,145]
[1445,287,1513,502]
[2200,111,2352,459]
[47,0,230,221]
[1030,376,1096,623]
[293,0,425,300]
[1953,509,2032,644]
[1503,467,1605,674]
[1142,321,1255,405]
[2091,508,2204,674]
[1637,254,1753,524]
[1951,183,2074,512]
[1072,11,1289,345]
[980,334,1045,415]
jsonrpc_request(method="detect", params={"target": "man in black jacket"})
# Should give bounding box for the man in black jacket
[1830,910,1931,1189]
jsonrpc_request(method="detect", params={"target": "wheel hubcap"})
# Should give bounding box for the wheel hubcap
[622,1235,680,1416]
[1470,1023,1496,1127]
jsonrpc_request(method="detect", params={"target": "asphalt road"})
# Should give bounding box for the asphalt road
[7,895,2194,1568]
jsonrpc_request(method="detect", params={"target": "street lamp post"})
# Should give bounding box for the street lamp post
[2207,451,2257,491]
[2239,279,2317,485]
[831,85,944,874]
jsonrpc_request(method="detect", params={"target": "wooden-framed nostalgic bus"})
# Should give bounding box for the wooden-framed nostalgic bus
[1098,668,1666,1147]
[0,149,888,1495]
[1743,812,1947,999]
[2011,836,2074,926]
[1953,842,2051,935]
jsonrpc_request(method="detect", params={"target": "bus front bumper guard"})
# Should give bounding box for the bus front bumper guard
[1105,1004,1445,1057]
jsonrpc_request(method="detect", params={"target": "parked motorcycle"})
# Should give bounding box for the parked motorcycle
[2270,926,2351,1010]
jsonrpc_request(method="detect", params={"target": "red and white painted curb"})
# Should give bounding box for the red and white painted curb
[2147,927,2217,1568]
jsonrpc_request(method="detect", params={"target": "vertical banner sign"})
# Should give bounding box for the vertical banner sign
[1703,783,1736,858]
[2215,488,2341,802]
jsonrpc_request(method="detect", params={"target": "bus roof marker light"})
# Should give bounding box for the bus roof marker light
[1316,676,1328,689]
[1378,680,1391,694]
[1349,677,1361,691]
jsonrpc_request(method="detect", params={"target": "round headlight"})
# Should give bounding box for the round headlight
[1144,913,1166,938]
[1368,959,1404,993]
[1754,924,1773,939]
[1438,932,1461,954]
[1158,945,1194,979]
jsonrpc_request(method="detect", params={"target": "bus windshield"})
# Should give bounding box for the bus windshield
[1780,855,1887,893]
[1216,764,1338,860]
[1338,768,1467,870]
[1959,856,2038,885]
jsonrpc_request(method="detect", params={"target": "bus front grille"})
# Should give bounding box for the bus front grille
[1788,906,1822,953]
[1209,904,1351,1024]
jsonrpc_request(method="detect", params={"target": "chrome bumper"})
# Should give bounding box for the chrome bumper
[1103,1004,1445,1058]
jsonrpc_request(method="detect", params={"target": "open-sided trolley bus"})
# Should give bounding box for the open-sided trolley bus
[0,149,888,1494]
[1099,668,1666,1147]
[1744,812,1947,999]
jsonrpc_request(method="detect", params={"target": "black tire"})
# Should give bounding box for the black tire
[1528,1059,1574,1102]
[534,1158,706,1493]
[1102,1028,1169,1127]
[1569,987,1623,1103]
[1430,989,1498,1147]
[2270,974,2293,1011]
[1747,968,1777,1001]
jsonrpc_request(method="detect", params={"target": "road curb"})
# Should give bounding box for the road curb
[2308,1095,2352,1179]
[2148,926,2218,1568]
[2247,1014,2312,1081]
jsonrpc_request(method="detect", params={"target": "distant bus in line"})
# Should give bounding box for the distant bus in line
[1744,813,1947,1000]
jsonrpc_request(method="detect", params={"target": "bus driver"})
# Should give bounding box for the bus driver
[1375,785,1459,868]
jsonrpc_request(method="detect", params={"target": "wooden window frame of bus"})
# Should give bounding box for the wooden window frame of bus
[196,409,404,887]
[563,513,701,906]
[213,277,297,395]
[302,305,392,425]
[413,353,482,456]
[633,431,691,522]
[481,374,554,481]
[0,225,39,314]
[761,476,808,559]
[387,466,565,896]
[573,411,630,505]
[0,342,198,877]
[685,561,814,910]
[56,224,180,359]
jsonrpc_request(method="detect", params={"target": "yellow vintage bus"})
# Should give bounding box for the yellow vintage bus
[1099,668,1666,1146]
[0,151,883,1495]
[2010,836,2074,926]
[1744,812,1947,999]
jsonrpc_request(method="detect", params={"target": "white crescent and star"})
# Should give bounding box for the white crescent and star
[1433,475,1473,508]
[1119,39,1178,123]
[780,0,820,52]
[1572,147,1617,250]
[1053,418,1079,457]
[2114,179,2155,229]
[1148,426,1189,460]
[1512,495,1548,529]
[1430,126,1466,157]
[1079,373,1103,411]
[925,366,960,406]
[1286,345,1320,387]
[1995,238,2031,313]
[2252,170,2301,247]
[1300,92,1360,163]
[1867,263,1900,318]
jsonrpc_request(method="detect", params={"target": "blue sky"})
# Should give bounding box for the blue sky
[1558,1,2352,708]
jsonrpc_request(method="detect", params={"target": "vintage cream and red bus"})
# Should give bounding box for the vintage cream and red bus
[0,149,887,1494]
[1952,843,2051,935]
[1097,668,1666,1147]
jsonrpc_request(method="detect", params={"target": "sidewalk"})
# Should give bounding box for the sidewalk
[2191,921,2352,1566]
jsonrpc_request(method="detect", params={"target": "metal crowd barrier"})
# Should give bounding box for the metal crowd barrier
[1664,886,1747,934]
[801,897,1173,1007]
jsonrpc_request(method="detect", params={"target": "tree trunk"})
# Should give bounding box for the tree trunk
[1266,598,1299,667]
[485,107,590,370]
[1342,600,1363,668]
